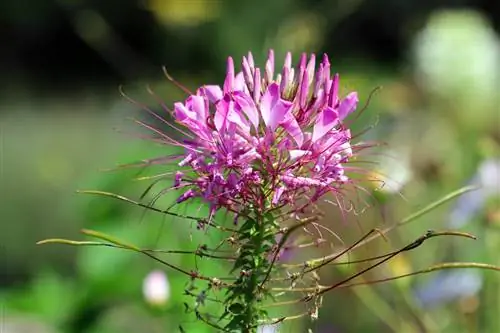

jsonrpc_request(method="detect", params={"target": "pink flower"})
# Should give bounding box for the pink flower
[152,51,360,216]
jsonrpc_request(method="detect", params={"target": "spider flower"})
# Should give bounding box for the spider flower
[171,50,358,216]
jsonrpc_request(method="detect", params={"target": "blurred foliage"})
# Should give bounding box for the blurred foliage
[1,0,499,332]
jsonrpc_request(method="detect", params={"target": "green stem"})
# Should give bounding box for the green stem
[242,215,266,333]
[224,212,273,332]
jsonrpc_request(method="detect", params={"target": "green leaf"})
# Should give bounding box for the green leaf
[80,228,140,251]
[37,239,108,247]
[239,218,256,233]
[225,315,245,331]
[228,303,245,314]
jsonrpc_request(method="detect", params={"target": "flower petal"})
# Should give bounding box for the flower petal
[233,90,260,129]
[272,186,285,205]
[306,53,316,87]
[281,113,303,147]
[253,68,261,104]
[242,56,254,91]
[260,83,292,130]
[186,95,207,123]
[328,74,339,107]
[234,72,246,92]
[289,149,311,160]
[214,96,250,133]
[227,106,250,133]
[214,97,230,132]
[338,92,358,120]
[312,106,339,142]
[174,102,192,123]
[298,69,309,109]
[223,56,235,93]
[203,85,223,103]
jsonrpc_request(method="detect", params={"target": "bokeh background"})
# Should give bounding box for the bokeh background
[2,0,499,332]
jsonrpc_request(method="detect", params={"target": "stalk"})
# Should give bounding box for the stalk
[242,215,265,332]
[225,212,276,332]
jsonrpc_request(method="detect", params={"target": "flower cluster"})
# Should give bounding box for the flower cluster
[172,50,358,218]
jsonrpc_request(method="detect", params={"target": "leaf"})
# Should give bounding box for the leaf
[80,228,140,251]
[37,239,109,247]
[228,303,245,314]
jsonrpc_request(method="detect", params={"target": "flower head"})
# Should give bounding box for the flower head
[170,50,359,216]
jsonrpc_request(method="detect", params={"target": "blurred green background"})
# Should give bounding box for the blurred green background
[1,0,499,332]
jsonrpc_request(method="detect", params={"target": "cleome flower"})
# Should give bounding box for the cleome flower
[170,50,359,218]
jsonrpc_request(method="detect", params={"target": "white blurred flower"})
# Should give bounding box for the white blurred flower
[258,324,280,333]
[143,270,171,306]
[374,148,412,194]
[413,9,500,121]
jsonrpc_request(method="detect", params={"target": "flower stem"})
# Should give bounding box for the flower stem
[225,212,274,332]
[243,215,266,332]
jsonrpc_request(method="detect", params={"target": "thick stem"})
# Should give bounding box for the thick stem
[242,214,266,333]
[224,210,278,332]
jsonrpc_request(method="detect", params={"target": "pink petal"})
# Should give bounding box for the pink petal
[289,149,311,160]
[260,83,292,130]
[272,186,285,205]
[174,171,183,187]
[280,52,293,95]
[311,88,326,111]
[298,53,307,69]
[338,92,358,120]
[177,189,195,203]
[328,74,339,107]
[280,65,290,96]
[306,53,316,85]
[314,63,324,97]
[174,102,191,122]
[238,147,260,164]
[203,85,223,103]
[321,53,331,83]
[214,97,250,133]
[242,56,254,91]
[214,98,230,132]
[298,70,309,109]
[253,68,261,104]
[186,95,207,123]
[234,72,246,92]
[223,56,235,93]
[227,105,250,133]
[312,106,339,142]
[281,113,303,147]
[233,91,260,129]
[281,175,324,187]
